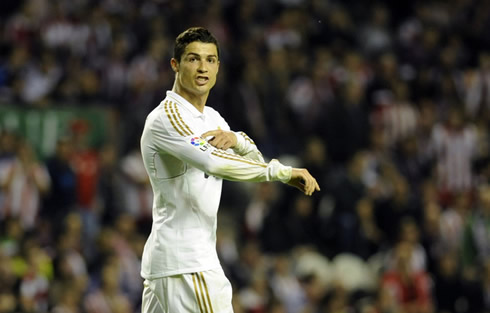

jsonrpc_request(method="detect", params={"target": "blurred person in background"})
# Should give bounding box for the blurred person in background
[18,236,53,313]
[380,241,433,313]
[227,240,267,292]
[237,269,271,313]
[0,139,50,230]
[397,217,427,272]
[70,119,100,262]
[270,254,306,313]
[242,182,281,240]
[49,214,88,305]
[0,130,18,161]
[462,184,490,279]
[19,50,62,107]
[285,194,322,251]
[298,273,328,313]
[111,213,144,306]
[322,284,353,313]
[393,135,431,194]
[139,27,319,312]
[432,252,465,313]
[97,143,125,226]
[0,132,19,228]
[358,4,393,58]
[0,217,24,258]
[0,244,18,313]
[437,192,471,255]
[352,197,383,260]
[483,260,490,312]
[83,260,132,313]
[119,142,152,224]
[464,52,490,119]
[321,80,369,166]
[43,137,77,234]
[431,105,478,205]
[50,288,82,313]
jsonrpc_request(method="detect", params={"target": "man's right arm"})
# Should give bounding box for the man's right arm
[145,115,319,195]
[199,129,320,195]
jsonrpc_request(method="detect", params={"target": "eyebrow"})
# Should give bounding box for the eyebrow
[186,52,218,59]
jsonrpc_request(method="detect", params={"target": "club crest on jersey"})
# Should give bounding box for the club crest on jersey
[190,137,206,146]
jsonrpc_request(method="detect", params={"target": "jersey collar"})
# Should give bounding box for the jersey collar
[166,91,205,118]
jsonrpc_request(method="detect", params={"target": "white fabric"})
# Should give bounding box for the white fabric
[141,268,233,313]
[140,91,291,279]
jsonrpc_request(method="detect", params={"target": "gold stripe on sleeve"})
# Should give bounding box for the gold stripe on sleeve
[196,272,209,313]
[192,273,205,313]
[164,101,186,137]
[172,102,194,135]
[211,150,267,168]
[169,102,191,136]
[214,150,265,165]
[239,131,255,145]
[199,273,215,313]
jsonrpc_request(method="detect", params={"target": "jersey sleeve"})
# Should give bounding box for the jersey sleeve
[210,109,265,163]
[145,103,291,183]
[232,131,265,163]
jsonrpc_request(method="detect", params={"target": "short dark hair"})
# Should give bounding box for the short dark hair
[173,27,220,62]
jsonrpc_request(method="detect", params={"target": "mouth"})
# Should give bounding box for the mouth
[196,76,209,85]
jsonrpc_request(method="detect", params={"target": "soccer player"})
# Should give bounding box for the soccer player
[140,27,320,313]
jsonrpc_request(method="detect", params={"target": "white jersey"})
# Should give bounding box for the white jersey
[140,91,292,279]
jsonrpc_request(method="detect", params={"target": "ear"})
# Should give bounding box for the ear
[170,58,179,72]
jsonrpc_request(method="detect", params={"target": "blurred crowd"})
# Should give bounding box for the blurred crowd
[1,0,490,312]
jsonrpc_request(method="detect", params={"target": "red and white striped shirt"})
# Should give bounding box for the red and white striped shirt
[431,124,477,192]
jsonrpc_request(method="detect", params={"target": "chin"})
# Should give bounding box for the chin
[195,86,212,93]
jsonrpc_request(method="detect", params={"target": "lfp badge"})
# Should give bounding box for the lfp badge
[190,137,206,147]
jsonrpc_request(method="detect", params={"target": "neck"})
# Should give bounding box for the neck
[172,83,208,113]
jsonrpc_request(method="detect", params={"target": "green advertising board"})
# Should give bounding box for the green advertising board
[0,106,114,159]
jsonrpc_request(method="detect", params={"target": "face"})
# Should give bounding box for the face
[171,41,219,101]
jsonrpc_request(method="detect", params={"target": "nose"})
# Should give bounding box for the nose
[197,60,207,73]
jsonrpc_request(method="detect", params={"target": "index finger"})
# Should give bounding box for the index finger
[201,130,220,138]
[315,180,320,191]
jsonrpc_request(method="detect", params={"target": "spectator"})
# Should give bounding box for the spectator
[18,237,52,313]
[43,137,77,230]
[0,140,50,230]
[462,184,490,274]
[431,105,478,202]
[50,288,82,313]
[269,254,306,313]
[464,52,490,119]
[119,144,152,222]
[83,262,132,313]
[432,252,465,313]
[237,270,271,313]
[19,50,62,106]
[243,183,281,240]
[97,144,125,225]
[70,119,100,261]
[380,241,433,313]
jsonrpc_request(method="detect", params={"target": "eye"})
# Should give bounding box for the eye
[189,57,197,62]
[207,58,217,64]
